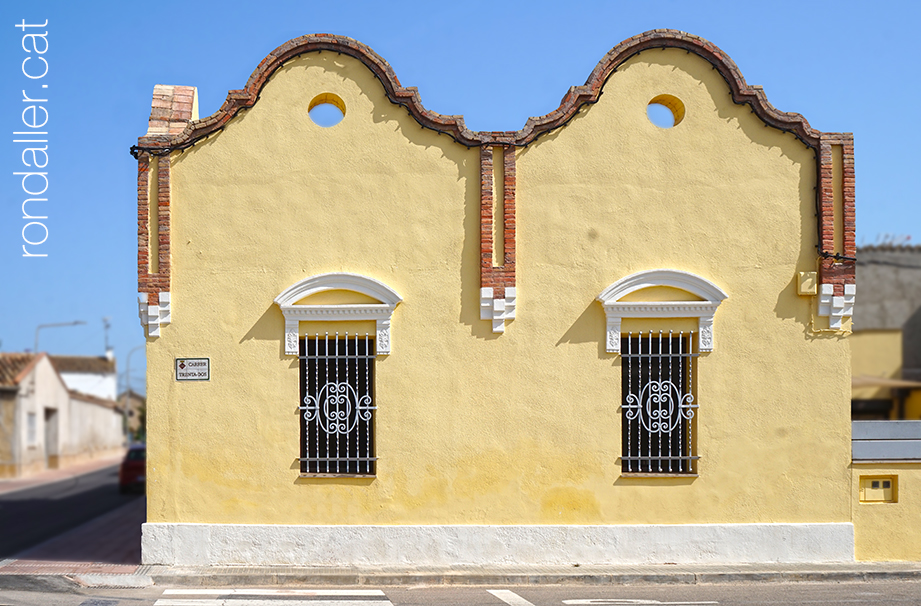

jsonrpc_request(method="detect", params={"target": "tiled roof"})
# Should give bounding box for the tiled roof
[118,389,147,403]
[858,244,921,253]
[69,389,120,410]
[0,353,40,387]
[854,246,921,329]
[49,355,116,374]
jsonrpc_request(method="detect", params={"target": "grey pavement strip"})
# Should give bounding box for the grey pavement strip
[162,589,387,595]
[152,596,394,606]
[155,602,385,606]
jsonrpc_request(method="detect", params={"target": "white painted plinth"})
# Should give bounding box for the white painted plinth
[141,523,854,566]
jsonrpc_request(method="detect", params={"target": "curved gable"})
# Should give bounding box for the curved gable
[133,30,834,154]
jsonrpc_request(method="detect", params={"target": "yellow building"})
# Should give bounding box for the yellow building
[847,247,921,561]
[133,30,873,566]
[851,245,921,419]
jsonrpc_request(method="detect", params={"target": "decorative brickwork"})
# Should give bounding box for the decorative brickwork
[131,31,849,154]
[479,147,517,291]
[133,30,855,335]
[147,85,196,135]
[136,152,172,305]
[817,134,857,295]
[479,146,518,332]
[136,86,196,336]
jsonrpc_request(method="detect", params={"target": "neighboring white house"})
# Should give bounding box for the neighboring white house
[0,353,124,478]
[50,353,118,401]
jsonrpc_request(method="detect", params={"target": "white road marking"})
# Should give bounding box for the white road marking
[563,600,718,605]
[162,590,386,596]
[488,590,538,606]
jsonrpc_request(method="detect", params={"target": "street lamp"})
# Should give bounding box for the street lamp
[34,321,86,353]
[123,344,145,443]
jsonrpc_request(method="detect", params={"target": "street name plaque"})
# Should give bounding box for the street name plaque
[175,357,210,381]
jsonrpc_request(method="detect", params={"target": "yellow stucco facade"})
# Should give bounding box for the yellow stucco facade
[852,464,921,560]
[135,31,870,566]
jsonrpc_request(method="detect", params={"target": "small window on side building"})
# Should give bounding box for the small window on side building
[27,412,37,446]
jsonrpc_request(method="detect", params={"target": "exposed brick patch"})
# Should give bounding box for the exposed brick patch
[480,146,517,296]
[146,85,196,136]
[502,146,517,273]
[136,154,150,293]
[817,134,857,294]
[137,86,194,306]
[136,153,172,305]
[479,146,494,285]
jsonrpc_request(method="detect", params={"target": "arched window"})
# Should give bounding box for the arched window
[597,270,727,476]
[275,273,402,476]
[596,269,727,353]
[275,273,402,356]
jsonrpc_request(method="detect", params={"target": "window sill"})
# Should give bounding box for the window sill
[620,472,698,478]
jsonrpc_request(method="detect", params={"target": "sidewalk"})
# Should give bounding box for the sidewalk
[4,532,921,589]
[0,453,125,496]
[2,462,921,590]
[4,448,920,585]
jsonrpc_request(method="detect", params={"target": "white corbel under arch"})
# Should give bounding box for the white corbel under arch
[596,269,728,353]
[274,273,402,356]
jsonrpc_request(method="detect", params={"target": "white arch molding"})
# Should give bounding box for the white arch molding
[596,269,728,353]
[274,273,402,355]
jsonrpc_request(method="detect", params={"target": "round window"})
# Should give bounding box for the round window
[646,94,685,129]
[308,93,346,127]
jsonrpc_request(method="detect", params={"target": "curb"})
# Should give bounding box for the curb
[4,566,921,588]
[145,568,921,587]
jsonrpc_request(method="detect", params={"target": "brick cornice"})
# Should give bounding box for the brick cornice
[135,35,484,152]
[134,29,841,153]
[564,30,826,147]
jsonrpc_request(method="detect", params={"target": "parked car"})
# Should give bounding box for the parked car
[119,443,146,494]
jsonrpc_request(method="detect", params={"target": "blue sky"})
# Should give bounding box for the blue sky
[1,1,917,395]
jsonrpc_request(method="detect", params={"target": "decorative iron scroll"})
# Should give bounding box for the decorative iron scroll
[624,379,695,435]
[302,382,373,436]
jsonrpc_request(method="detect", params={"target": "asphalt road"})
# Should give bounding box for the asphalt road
[0,463,141,559]
[5,583,921,606]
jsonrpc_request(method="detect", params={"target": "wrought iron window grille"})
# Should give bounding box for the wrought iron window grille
[299,333,376,476]
[622,331,698,474]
